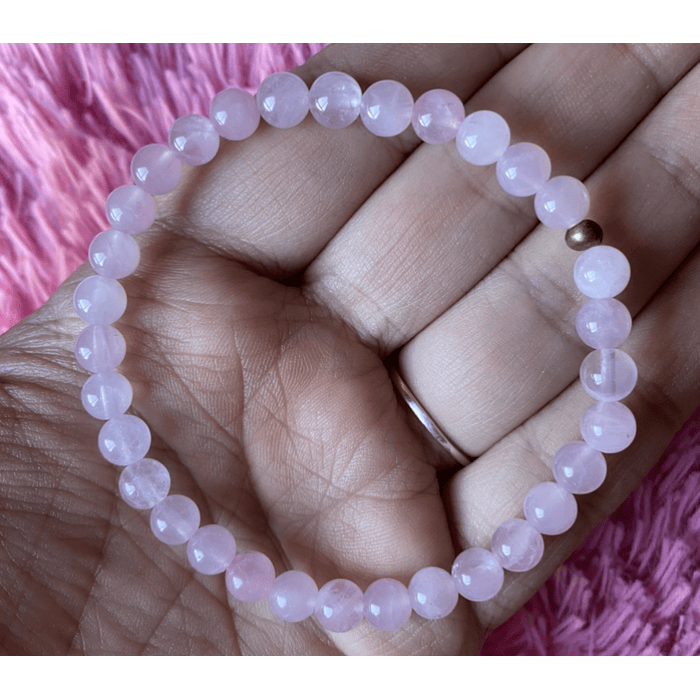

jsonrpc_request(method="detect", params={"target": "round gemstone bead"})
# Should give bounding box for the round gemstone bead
[451,548,504,602]
[576,298,633,349]
[105,184,156,235]
[581,400,636,453]
[496,142,551,197]
[269,571,318,622]
[210,87,260,140]
[81,371,132,420]
[309,71,362,129]
[74,324,126,373]
[573,245,631,299]
[491,519,545,572]
[150,494,200,545]
[408,566,458,620]
[552,441,607,494]
[314,579,364,632]
[455,110,510,166]
[363,578,412,632]
[360,79,414,137]
[523,482,578,535]
[88,230,141,279]
[534,176,590,229]
[411,89,465,144]
[130,144,182,195]
[187,524,237,575]
[73,275,127,326]
[118,458,171,509]
[98,414,151,466]
[168,114,219,165]
[256,72,309,129]
[226,552,275,602]
[580,348,638,402]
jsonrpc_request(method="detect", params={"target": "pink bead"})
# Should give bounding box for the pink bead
[552,441,607,494]
[573,245,631,299]
[496,142,551,197]
[88,229,140,279]
[74,324,126,373]
[523,482,578,535]
[73,275,127,325]
[187,524,237,575]
[363,578,412,632]
[411,89,465,144]
[408,566,458,620]
[309,71,362,129]
[105,184,156,235]
[168,114,219,165]
[81,371,132,419]
[226,552,275,602]
[576,298,632,349]
[315,579,364,632]
[451,548,504,602]
[491,519,544,572]
[119,458,171,509]
[360,79,413,137]
[150,494,200,545]
[210,87,260,140]
[98,414,151,466]
[130,144,182,195]
[455,110,510,166]
[581,401,636,453]
[256,72,309,129]
[269,571,318,622]
[580,348,638,402]
[534,176,590,229]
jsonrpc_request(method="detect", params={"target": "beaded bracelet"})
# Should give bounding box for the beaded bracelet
[72,70,637,634]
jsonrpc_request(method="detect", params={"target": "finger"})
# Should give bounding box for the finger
[398,54,700,458]
[158,43,525,278]
[445,235,700,631]
[304,44,700,353]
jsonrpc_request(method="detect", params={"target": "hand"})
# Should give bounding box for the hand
[2,43,700,655]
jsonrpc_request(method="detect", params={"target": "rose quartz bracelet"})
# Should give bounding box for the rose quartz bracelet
[72,70,637,634]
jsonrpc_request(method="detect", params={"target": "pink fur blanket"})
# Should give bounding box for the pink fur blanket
[1,43,698,655]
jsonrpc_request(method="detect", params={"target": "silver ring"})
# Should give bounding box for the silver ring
[391,368,471,466]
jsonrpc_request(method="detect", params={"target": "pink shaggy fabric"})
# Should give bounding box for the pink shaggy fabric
[1,43,699,656]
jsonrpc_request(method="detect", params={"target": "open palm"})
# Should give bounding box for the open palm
[3,43,700,655]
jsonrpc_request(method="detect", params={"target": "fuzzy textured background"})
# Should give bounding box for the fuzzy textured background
[1,43,699,655]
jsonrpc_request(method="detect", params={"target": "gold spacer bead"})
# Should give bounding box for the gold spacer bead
[565,220,604,251]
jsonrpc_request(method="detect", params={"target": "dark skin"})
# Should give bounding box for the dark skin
[2,43,700,655]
